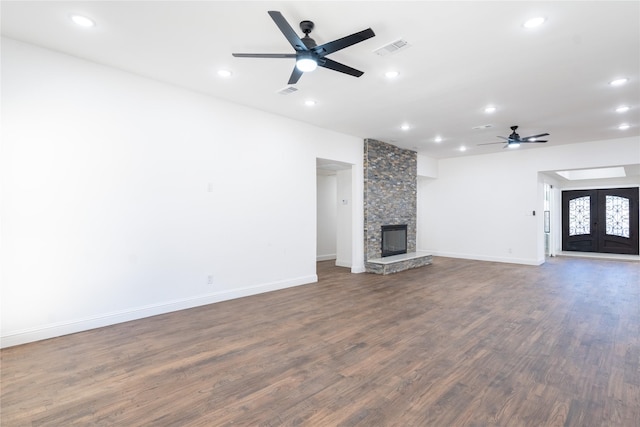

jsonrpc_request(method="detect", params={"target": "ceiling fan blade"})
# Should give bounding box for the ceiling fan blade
[268,11,307,52]
[522,133,550,140]
[522,140,548,143]
[288,66,304,84]
[477,141,505,146]
[497,136,508,140]
[313,28,375,56]
[318,58,364,77]
[232,53,297,58]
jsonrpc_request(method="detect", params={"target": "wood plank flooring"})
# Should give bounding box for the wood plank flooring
[2,256,639,426]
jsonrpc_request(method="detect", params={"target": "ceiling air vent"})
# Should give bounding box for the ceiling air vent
[277,86,298,95]
[373,39,410,56]
[472,124,493,130]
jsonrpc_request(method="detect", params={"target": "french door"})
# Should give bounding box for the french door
[562,188,639,255]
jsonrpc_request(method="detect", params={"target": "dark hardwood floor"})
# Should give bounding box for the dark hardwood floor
[2,256,639,426]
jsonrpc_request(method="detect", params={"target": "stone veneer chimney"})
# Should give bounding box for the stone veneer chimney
[363,139,417,267]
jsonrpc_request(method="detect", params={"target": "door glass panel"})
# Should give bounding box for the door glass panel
[569,196,590,236]
[606,195,630,238]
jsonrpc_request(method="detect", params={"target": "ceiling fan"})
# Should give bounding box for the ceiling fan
[232,11,375,84]
[478,125,550,148]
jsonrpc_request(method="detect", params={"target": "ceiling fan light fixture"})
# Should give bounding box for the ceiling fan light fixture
[508,143,521,148]
[523,16,545,28]
[296,57,317,72]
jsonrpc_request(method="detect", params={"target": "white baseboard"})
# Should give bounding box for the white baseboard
[335,259,351,268]
[422,250,543,266]
[0,274,317,349]
[351,265,366,273]
[316,254,337,261]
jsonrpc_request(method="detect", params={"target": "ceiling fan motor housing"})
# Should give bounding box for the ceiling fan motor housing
[299,20,314,34]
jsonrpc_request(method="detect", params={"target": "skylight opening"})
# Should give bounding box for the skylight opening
[556,167,626,180]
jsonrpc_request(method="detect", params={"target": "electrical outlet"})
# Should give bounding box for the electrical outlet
[207,275,214,285]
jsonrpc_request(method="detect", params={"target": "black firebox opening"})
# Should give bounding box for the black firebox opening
[381,224,407,257]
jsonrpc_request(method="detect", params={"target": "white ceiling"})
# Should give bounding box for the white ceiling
[2,1,639,159]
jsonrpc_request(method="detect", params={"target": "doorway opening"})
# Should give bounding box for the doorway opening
[316,158,355,274]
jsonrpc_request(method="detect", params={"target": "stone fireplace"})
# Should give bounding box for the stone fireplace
[363,139,431,274]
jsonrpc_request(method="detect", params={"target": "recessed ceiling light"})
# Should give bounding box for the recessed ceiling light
[385,70,400,79]
[217,69,232,78]
[459,146,467,152]
[523,16,546,28]
[434,136,443,143]
[618,123,630,130]
[304,99,316,107]
[615,105,630,113]
[401,123,410,131]
[484,106,497,114]
[70,14,95,28]
[609,78,629,87]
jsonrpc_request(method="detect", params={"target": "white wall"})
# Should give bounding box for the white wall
[418,137,640,265]
[316,174,337,261]
[1,38,364,347]
[335,168,353,268]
